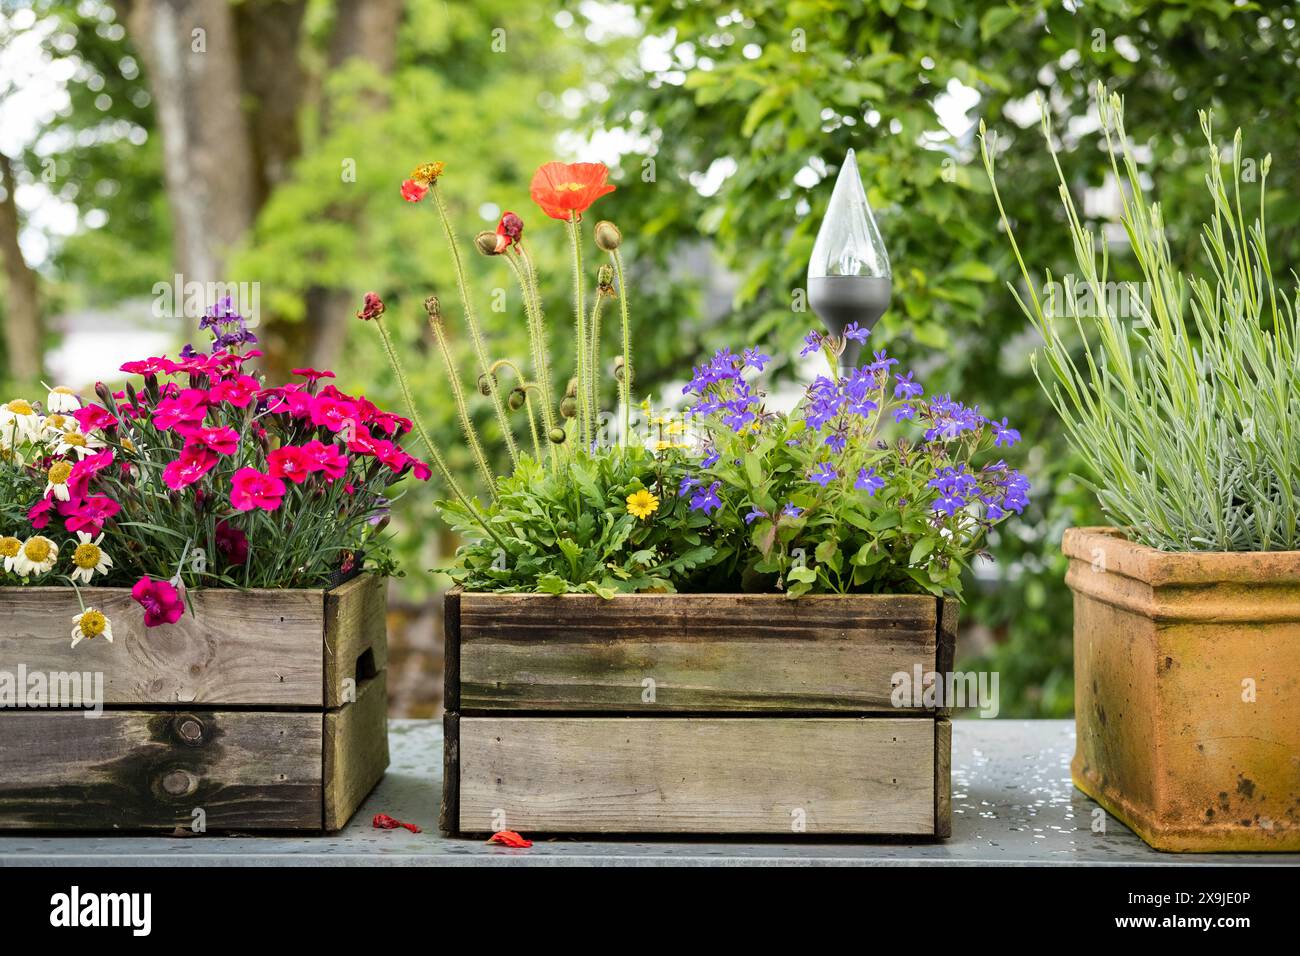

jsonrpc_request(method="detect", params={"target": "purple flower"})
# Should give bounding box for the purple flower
[781,503,804,519]
[928,464,980,516]
[855,467,885,496]
[744,508,766,524]
[824,430,847,453]
[809,462,839,486]
[689,480,722,515]
[894,371,923,399]
[991,417,1021,448]
[894,403,916,423]
[800,330,825,357]
[701,446,720,468]
[925,394,985,441]
[843,322,871,343]
[743,347,771,371]
[678,475,698,497]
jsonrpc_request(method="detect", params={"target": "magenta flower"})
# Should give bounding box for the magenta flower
[73,403,119,433]
[268,445,312,484]
[209,374,261,408]
[230,467,286,512]
[310,395,359,434]
[215,520,249,566]
[179,425,239,456]
[63,495,121,534]
[162,446,218,490]
[153,389,210,430]
[28,496,55,529]
[132,576,185,627]
[302,440,349,481]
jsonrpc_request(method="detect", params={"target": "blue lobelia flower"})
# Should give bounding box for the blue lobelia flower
[689,480,722,515]
[808,461,839,486]
[855,467,885,496]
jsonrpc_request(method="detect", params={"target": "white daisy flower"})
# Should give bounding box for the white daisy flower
[44,459,75,502]
[46,386,81,413]
[0,399,41,444]
[12,536,58,576]
[0,535,21,573]
[54,428,105,460]
[71,607,114,648]
[41,413,72,435]
[69,531,113,584]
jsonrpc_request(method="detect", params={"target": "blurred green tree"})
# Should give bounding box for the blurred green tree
[592,0,1300,715]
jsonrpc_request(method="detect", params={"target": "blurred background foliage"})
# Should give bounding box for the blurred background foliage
[3,0,1298,715]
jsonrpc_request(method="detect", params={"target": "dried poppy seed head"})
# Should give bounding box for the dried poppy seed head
[594,220,622,251]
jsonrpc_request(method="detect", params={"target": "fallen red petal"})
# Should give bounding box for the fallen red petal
[372,812,421,833]
[488,829,532,848]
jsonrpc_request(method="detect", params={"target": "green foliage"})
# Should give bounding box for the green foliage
[985,93,1299,552]
[443,447,713,596]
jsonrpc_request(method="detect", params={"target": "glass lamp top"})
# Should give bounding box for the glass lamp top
[807,148,891,280]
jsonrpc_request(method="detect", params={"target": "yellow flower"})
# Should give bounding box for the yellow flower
[409,162,445,187]
[45,460,74,501]
[14,535,58,576]
[71,607,113,649]
[0,535,20,573]
[626,488,659,521]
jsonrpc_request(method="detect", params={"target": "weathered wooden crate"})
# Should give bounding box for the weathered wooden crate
[441,590,955,837]
[0,573,389,831]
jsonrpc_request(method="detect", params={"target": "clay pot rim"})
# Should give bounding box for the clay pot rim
[1062,526,1300,586]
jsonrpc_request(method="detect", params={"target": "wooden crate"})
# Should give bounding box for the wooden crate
[0,573,389,831]
[441,590,954,837]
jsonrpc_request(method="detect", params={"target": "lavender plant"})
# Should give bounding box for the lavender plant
[980,87,1299,552]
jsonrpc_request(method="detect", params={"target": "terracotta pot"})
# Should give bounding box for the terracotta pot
[1064,527,1300,852]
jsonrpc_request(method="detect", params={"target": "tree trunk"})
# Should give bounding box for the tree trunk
[0,151,42,386]
[116,0,257,294]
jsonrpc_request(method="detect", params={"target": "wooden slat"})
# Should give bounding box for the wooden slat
[457,716,936,835]
[0,585,324,706]
[443,589,461,712]
[324,574,388,707]
[323,671,389,830]
[439,712,459,836]
[934,718,952,838]
[0,709,322,830]
[457,592,938,712]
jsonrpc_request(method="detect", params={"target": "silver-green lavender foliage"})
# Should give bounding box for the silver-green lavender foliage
[981,88,1298,552]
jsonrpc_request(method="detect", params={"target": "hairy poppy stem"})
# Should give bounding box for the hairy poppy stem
[506,248,560,470]
[427,311,497,498]
[567,214,592,449]
[490,359,543,462]
[370,317,505,548]
[429,183,519,469]
[610,248,632,446]
[588,292,606,440]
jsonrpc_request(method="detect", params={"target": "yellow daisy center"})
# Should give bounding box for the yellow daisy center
[51,386,75,395]
[78,610,107,638]
[48,461,73,484]
[23,538,53,562]
[122,437,136,453]
[73,542,102,569]
[62,432,87,447]
[45,414,67,429]
[0,536,19,558]
[6,399,33,415]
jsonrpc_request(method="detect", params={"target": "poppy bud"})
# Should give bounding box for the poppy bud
[424,296,441,319]
[508,387,527,411]
[548,426,567,444]
[475,231,505,256]
[594,220,622,251]
[614,354,631,384]
[565,377,578,398]
[478,372,498,396]
[560,397,577,419]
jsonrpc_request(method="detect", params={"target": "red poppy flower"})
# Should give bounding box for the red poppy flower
[400,179,428,203]
[529,162,616,220]
[496,211,524,247]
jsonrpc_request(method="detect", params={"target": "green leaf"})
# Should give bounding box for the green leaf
[910,537,937,565]
[787,564,817,584]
